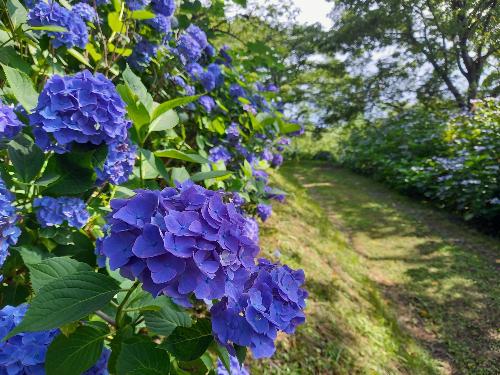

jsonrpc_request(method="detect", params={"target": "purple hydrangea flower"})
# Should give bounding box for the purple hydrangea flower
[151,0,175,16]
[0,304,59,374]
[209,146,232,164]
[219,45,232,65]
[256,203,272,221]
[217,355,249,375]
[261,148,273,163]
[253,169,269,183]
[0,101,23,140]
[266,84,279,92]
[0,178,20,270]
[128,38,159,71]
[207,64,224,87]
[278,137,291,146]
[126,0,150,10]
[30,70,130,153]
[229,84,246,99]
[271,153,283,167]
[96,139,137,185]
[100,181,261,307]
[211,259,307,359]
[226,122,240,142]
[186,63,204,80]
[200,71,216,92]
[232,192,245,208]
[199,96,216,113]
[265,186,285,203]
[177,24,208,64]
[34,197,90,228]
[72,2,97,21]
[205,44,216,58]
[28,0,88,49]
[83,0,109,5]
[243,217,259,244]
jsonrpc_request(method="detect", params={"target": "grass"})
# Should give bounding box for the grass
[250,161,499,374]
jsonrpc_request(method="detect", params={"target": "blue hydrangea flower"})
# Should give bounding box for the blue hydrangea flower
[209,146,232,164]
[0,304,59,374]
[226,122,240,142]
[266,84,279,92]
[199,96,216,113]
[217,355,249,375]
[243,217,259,244]
[256,203,272,221]
[271,153,283,167]
[145,14,171,36]
[126,0,150,10]
[278,137,291,146]
[0,304,111,375]
[33,197,90,228]
[211,259,307,359]
[72,2,97,21]
[83,0,109,5]
[99,181,261,307]
[0,178,20,270]
[0,101,23,140]
[186,63,204,80]
[229,84,246,99]
[205,44,216,58]
[177,24,208,64]
[28,0,88,49]
[261,148,273,163]
[219,45,232,65]
[30,70,130,153]
[253,169,269,183]
[128,38,159,71]
[151,0,175,16]
[265,186,285,203]
[96,139,137,185]
[200,71,216,92]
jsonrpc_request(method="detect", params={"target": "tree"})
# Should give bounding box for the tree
[326,0,500,108]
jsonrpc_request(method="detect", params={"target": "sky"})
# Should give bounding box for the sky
[293,0,333,29]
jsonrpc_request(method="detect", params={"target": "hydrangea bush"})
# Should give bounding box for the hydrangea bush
[0,0,305,373]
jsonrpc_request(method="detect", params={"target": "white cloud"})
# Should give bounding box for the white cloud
[293,0,333,29]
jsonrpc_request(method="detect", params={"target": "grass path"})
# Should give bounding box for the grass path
[252,161,499,375]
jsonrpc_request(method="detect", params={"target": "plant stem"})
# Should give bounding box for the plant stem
[116,280,140,328]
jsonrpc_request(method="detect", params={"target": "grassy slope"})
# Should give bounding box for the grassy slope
[251,161,499,375]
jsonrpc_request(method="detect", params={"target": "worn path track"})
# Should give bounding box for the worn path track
[255,161,499,375]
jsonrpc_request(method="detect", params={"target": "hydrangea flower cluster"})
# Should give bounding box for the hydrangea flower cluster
[256,203,272,221]
[271,153,283,167]
[99,181,260,307]
[33,197,90,229]
[0,178,20,270]
[226,123,240,142]
[211,259,307,358]
[209,146,232,164]
[177,24,208,64]
[28,0,88,49]
[217,355,249,375]
[96,139,137,185]
[126,0,150,10]
[151,0,175,16]
[0,304,111,375]
[0,304,58,375]
[145,15,171,35]
[72,2,97,21]
[128,38,160,71]
[229,84,247,99]
[199,96,216,113]
[30,70,130,153]
[0,101,23,140]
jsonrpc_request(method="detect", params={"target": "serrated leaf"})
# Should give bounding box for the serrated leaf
[3,272,120,339]
[46,325,109,375]
[190,170,232,182]
[144,298,192,336]
[116,338,170,375]
[155,149,209,164]
[27,257,92,293]
[1,63,38,112]
[151,95,201,121]
[7,134,45,183]
[159,318,213,361]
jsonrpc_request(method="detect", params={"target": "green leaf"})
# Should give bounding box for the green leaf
[4,272,120,339]
[27,257,92,293]
[279,120,301,134]
[116,338,170,375]
[159,318,213,362]
[30,25,68,32]
[1,63,38,112]
[45,325,109,375]
[67,48,92,68]
[108,12,125,33]
[7,134,45,183]
[234,345,247,367]
[130,9,156,19]
[190,170,232,182]
[144,298,192,336]
[6,0,27,27]
[170,167,190,184]
[116,83,150,129]
[214,344,231,373]
[151,95,201,121]
[123,65,153,111]
[155,149,208,164]
[0,46,32,74]
[148,110,179,133]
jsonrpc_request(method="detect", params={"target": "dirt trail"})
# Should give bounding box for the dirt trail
[287,161,499,375]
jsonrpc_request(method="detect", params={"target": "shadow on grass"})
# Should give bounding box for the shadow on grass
[283,161,500,375]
